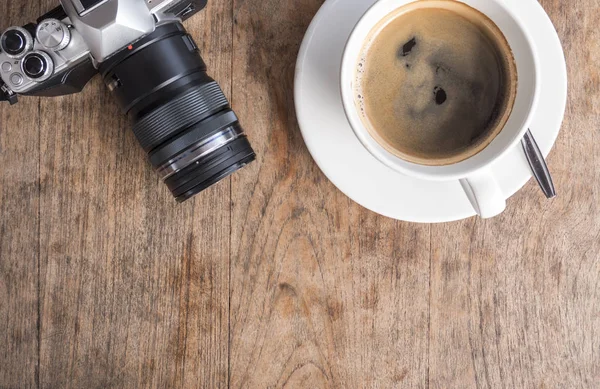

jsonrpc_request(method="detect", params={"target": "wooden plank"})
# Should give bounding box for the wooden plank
[228,1,430,387]
[35,1,232,387]
[428,1,600,388]
[2,0,599,388]
[179,2,233,388]
[0,2,41,388]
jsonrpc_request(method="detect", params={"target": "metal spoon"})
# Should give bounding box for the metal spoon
[521,129,556,199]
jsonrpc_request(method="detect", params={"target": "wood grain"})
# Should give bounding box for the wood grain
[428,1,600,387]
[228,1,430,387]
[0,3,41,389]
[35,0,232,388]
[0,0,599,388]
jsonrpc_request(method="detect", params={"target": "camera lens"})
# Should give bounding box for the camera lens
[99,23,255,202]
[1,27,33,58]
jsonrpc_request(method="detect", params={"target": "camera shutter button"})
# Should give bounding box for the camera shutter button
[36,19,71,52]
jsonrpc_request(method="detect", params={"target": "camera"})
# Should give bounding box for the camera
[0,0,255,202]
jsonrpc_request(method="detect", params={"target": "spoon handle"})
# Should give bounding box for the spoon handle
[521,129,556,199]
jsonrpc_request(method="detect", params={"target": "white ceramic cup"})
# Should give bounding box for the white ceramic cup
[341,0,540,219]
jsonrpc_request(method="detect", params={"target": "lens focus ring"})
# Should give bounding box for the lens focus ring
[165,134,255,202]
[156,126,244,179]
[149,110,239,166]
[132,82,228,152]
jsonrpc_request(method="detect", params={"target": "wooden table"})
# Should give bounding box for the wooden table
[1,0,598,388]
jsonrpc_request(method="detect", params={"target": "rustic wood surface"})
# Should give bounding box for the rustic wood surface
[0,0,598,388]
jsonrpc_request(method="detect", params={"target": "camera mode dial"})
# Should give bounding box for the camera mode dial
[21,50,54,82]
[36,19,71,52]
[1,27,34,59]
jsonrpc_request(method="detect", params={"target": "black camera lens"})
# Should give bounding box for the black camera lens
[1,27,31,57]
[99,23,255,202]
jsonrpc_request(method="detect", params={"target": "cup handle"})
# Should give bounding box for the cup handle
[459,168,506,219]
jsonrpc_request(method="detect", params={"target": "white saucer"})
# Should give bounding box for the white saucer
[294,0,567,223]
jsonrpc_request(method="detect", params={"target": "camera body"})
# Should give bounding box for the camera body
[0,0,255,202]
[0,0,207,101]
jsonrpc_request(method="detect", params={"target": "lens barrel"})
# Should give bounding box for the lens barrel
[99,23,255,202]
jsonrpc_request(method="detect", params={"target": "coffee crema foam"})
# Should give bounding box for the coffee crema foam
[355,0,517,165]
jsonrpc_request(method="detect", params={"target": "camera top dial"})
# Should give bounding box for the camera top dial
[36,19,71,52]
[21,50,54,82]
[1,27,34,58]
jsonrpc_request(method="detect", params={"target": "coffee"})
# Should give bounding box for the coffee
[355,0,517,165]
